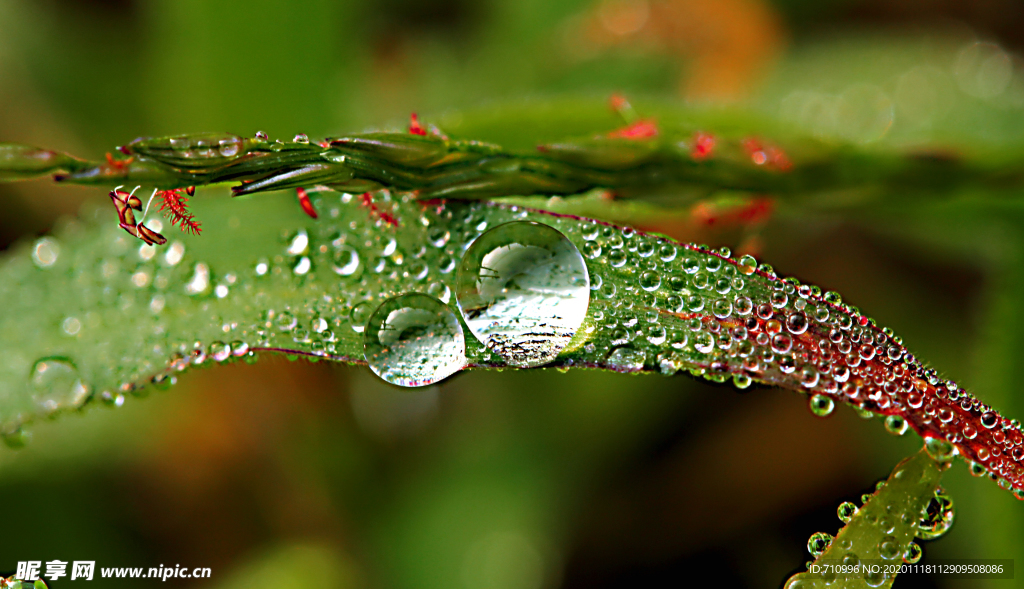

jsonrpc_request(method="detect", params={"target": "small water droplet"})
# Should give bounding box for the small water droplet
[426,281,451,303]
[903,542,922,564]
[292,256,312,275]
[582,241,602,259]
[837,501,858,523]
[209,341,232,362]
[639,270,661,291]
[331,245,362,277]
[924,436,956,463]
[350,301,374,332]
[62,316,82,336]
[231,341,250,357]
[363,293,466,387]
[377,236,397,257]
[693,332,714,353]
[712,298,732,319]
[276,311,297,331]
[658,244,677,262]
[2,428,30,449]
[809,394,834,417]
[100,390,125,407]
[164,241,186,266]
[878,535,901,560]
[32,237,60,268]
[916,488,955,540]
[884,415,908,436]
[185,262,211,295]
[606,347,645,371]
[682,255,700,274]
[287,230,309,256]
[29,357,90,413]
[455,221,589,368]
[428,227,450,248]
[786,312,808,334]
[645,325,667,345]
[807,532,833,558]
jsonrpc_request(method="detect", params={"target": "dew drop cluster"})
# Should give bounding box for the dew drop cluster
[787,454,951,589]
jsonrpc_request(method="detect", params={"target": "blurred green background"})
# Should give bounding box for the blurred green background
[1,0,1023,587]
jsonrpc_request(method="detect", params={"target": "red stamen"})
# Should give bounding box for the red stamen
[609,93,629,113]
[607,119,659,140]
[105,153,134,172]
[767,146,793,172]
[296,187,318,219]
[409,113,427,136]
[742,137,767,165]
[157,188,202,235]
[378,212,399,227]
[359,192,399,227]
[691,132,716,160]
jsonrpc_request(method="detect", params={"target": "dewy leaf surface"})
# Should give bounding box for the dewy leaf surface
[785,446,945,589]
[1,185,1023,499]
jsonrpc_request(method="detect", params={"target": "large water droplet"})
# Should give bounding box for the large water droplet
[455,221,590,368]
[363,293,466,387]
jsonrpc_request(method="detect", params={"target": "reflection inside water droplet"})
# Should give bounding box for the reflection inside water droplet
[363,293,466,387]
[455,221,589,368]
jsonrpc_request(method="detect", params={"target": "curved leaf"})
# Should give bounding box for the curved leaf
[0,185,1022,502]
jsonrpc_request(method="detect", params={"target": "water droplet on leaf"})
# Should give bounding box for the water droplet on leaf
[455,221,589,368]
[29,357,90,413]
[837,501,858,523]
[32,237,60,268]
[916,488,955,540]
[607,346,645,371]
[809,394,834,417]
[807,532,833,558]
[363,293,466,387]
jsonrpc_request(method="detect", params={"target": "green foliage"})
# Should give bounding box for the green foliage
[0,183,767,433]
[5,0,1024,585]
